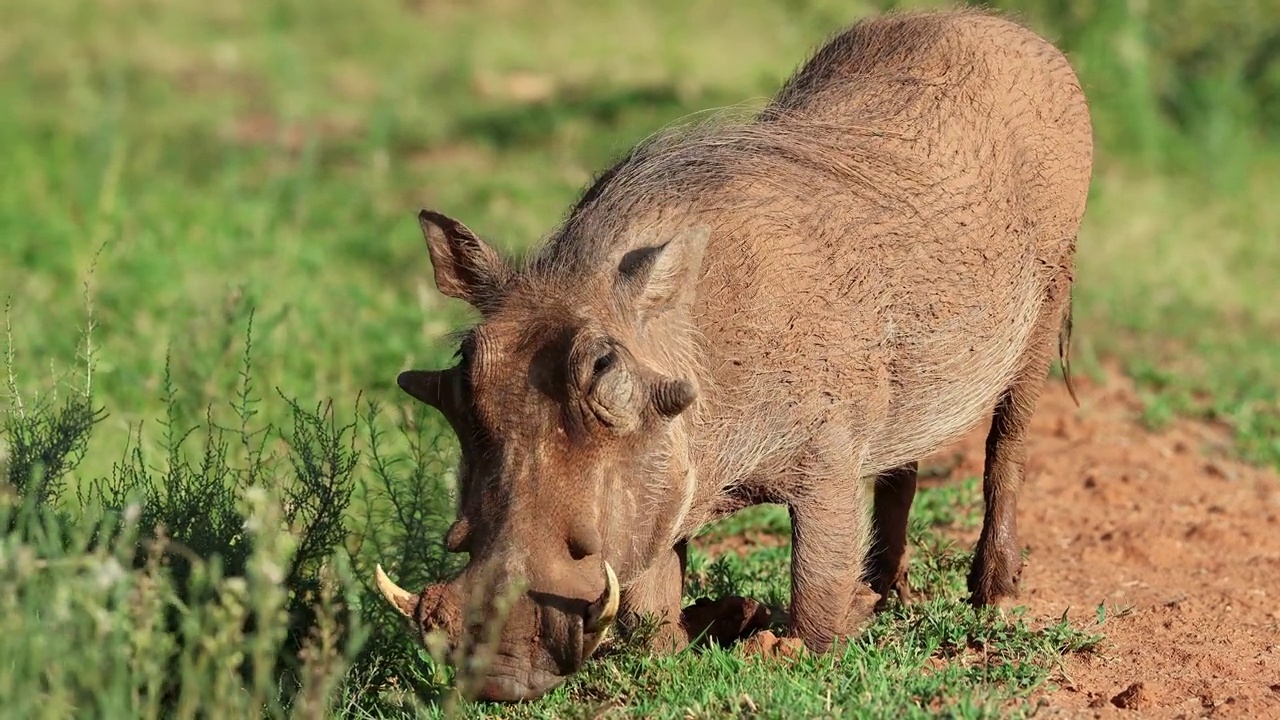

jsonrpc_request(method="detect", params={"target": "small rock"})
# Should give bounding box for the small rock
[739,629,780,657]
[775,636,806,660]
[1111,681,1146,710]
[737,630,806,661]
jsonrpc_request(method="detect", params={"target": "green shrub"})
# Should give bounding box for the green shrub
[1,309,464,718]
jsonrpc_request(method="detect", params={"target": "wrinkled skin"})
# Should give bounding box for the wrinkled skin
[378,8,1092,703]
[376,210,704,701]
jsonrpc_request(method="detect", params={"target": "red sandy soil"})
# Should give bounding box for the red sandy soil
[700,370,1280,717]
[949,371,1280,718]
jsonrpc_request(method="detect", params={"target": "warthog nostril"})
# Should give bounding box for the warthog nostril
[567,521,602,560]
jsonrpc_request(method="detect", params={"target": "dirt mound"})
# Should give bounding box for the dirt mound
[926,369,1280,717]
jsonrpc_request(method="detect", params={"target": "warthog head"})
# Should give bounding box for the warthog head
[376,209,707,701]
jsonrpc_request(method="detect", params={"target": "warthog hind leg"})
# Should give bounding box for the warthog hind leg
[868,461,918,608]
[969,270,1073,605]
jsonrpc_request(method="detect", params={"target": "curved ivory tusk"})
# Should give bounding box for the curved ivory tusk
[598,561,620,628]
[375,563,416,618]
[583,561,621,658]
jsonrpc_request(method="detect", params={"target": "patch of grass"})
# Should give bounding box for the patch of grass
[1074,164,1280,466]
[693,504,792,544]
[414,480,1100,719]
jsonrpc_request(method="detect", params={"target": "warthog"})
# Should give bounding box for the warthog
[376,8,1092,702]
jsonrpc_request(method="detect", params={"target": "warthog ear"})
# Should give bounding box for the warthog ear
[443,517,471,553]
[615,224,710,320]
[398,369,448,407]
[398,368,466,426]
[418,210,513,313]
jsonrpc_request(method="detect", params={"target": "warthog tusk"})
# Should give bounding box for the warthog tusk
[375,563,416,618]
[584,561,621,657]
[599,561,620,628]
[582,562,620,658]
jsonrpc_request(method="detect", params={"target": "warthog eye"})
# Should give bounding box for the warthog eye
[592,349,615,376]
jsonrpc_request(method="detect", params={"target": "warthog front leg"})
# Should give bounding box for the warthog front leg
[786,454,876,653]
[868,461,918,608]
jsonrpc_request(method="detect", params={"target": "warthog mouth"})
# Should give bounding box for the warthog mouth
[374,562,620,702]
[474,654,569,702]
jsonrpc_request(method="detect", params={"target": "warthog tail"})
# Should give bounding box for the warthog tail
[1059,292,1080,407]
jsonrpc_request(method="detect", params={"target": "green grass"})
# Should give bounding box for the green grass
[1,0,1278,716]
[389,477,1104,719]
[487,498,1099,719]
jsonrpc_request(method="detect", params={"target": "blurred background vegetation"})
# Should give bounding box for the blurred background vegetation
[1,0,1276,717]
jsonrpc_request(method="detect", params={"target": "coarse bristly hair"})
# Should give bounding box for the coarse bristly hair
[512,7,1090,512]
[386,7,1093,703]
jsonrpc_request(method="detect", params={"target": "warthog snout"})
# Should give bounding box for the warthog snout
[374,561,619,701]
